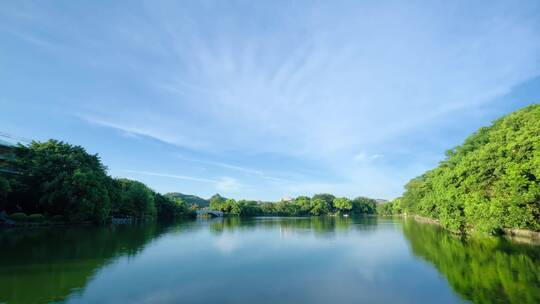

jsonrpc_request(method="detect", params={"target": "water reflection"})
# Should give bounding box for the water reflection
[0,217,538,304]
[209,216,381,237]
[0,224,169,303]
[402,219,540,304]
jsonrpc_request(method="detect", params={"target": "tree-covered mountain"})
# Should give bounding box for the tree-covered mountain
[389,104,540,234]
[165,193,210,208]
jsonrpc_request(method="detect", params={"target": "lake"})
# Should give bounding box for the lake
[1,217,539,304]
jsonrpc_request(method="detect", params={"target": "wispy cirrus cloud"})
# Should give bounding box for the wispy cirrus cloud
[121,169,216,184]
[76,0,540,162]
[121,169,249,192]
[353,152,384,163]
[2,1,540,199]
[216,177,243,191]
[176,155,291,183]
[79,114,209,150]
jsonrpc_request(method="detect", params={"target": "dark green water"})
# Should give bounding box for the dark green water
[1,217,539,304]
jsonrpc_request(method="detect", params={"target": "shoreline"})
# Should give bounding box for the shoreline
[402,214,540,244]
[4,214,540,244]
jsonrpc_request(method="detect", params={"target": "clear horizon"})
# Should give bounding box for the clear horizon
[2,1,540,201]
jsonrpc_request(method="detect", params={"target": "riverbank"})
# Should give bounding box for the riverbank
[401,213,540,244]
[502,228,540,244]
[409,215,442,227]
[0,213,188,228]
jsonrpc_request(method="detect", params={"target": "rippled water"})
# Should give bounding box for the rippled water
[1,217,539,303]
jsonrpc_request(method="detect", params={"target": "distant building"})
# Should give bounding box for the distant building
[374,199,388,204]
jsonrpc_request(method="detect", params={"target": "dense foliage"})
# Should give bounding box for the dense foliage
[113,178,156,220]
[155,193,193,220]
[207,193,378,217]
[393,104,540,234]
[0,140,195,223]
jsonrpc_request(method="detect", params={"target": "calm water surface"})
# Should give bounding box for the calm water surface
[1,217,539,304]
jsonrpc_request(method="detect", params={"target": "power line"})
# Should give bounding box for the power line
[0,131,33,144]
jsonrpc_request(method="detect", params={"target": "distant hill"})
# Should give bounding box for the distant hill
[209,193,226,202]
[165,193,209,207]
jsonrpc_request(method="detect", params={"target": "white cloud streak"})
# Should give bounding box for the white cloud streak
[176,155,291,183]
[121,170,249,193]
[216,177,243,191]
[354,153,384,163]
[4,1,540,199]
[121,169,216,183]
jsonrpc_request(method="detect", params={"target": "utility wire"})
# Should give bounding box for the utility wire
[0,131,33,144]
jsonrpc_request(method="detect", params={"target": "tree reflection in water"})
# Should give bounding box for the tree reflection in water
[402,219,540,304]
[0,223,173,303]
[1,217,538,304]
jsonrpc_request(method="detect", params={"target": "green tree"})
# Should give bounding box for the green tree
[377,202,394,215]
[221,199,236,213]
[10,140,112,222]
[294,196,311,215]
[155,193,195,219]
[398,104,540,234]
[115,178,156,219]
[310,197,331,215]
[209,194,226,210]
[312,194,335,206]
[230,200,262,216]
[260,202,277,215]
[333,197,352,213]
[311,193,335,214]
[40,169,111,222]
[352,196,377,214]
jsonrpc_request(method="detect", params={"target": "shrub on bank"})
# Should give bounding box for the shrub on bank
[9,213,28,222]
[28,214,45,222]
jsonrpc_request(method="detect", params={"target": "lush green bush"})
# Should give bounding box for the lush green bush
[398,104,540,234]
[28,214,45,222]
[9,213,28,222]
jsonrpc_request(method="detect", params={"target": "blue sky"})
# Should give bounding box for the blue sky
[1,1,540,201]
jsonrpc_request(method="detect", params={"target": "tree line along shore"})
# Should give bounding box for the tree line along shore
[0,140,380,225]
[1,103,538,236]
